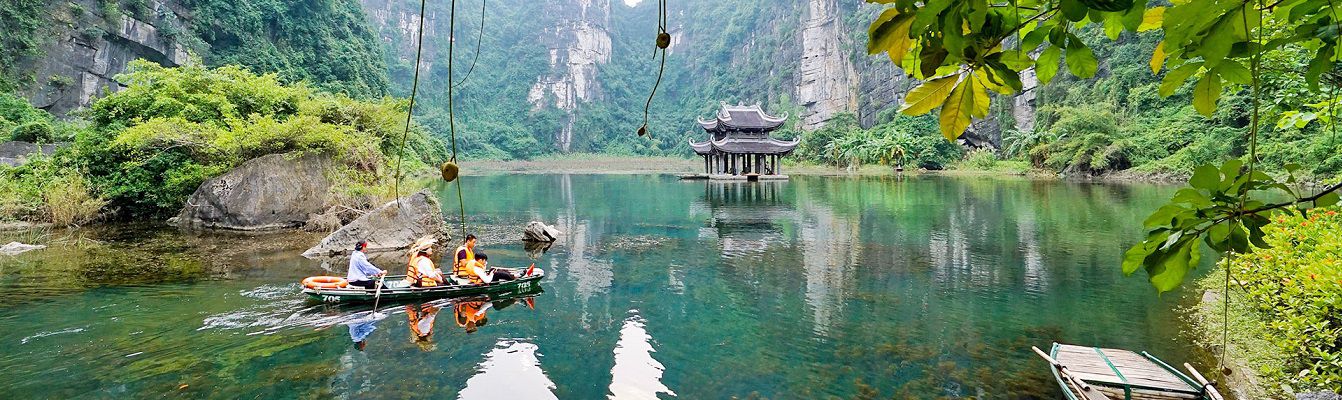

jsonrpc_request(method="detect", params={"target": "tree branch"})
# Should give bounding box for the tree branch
[1239,181,1342,216]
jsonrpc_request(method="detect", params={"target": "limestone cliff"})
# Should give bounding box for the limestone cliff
[14,0,191,115]
[796,0,858,131]
[526,0,612,152]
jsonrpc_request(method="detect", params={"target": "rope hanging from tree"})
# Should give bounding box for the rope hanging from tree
[638,0,670,137]
[394,0,470,241]
[453,0,486,89]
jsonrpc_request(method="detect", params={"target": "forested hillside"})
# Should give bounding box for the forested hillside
[0,0,387,114]
[2,0,1339,178]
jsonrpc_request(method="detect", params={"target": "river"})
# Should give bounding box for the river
[0,174,1208,399]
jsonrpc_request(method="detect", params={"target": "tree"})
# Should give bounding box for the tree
[865,0,1342,292]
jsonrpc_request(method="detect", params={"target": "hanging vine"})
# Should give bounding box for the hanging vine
[638,0,671,137]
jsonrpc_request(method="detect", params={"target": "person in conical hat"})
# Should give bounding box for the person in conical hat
[405,236,444,287]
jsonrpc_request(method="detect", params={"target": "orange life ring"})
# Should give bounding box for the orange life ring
[303,276,348,289]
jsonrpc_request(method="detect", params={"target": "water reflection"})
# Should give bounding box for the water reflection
[608,312,675,400]
[458,340,558,400]
[406,303,441,351]
[0,175,1196,399]
[345,311,384,351]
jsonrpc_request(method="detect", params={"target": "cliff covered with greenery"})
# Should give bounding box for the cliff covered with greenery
[1,62,442,224]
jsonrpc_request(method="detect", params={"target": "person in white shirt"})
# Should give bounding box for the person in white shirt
[406,237,444,287]
[346,240,386,290]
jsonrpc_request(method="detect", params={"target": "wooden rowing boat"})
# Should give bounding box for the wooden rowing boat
[1036,343,1225,400]
[302,267,545,304]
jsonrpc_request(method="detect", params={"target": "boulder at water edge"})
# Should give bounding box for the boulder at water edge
[173,153,332,230]
[302,190,449,258]
[522,221,560,242]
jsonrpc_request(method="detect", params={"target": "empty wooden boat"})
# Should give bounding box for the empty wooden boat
[1032,343,1224,400]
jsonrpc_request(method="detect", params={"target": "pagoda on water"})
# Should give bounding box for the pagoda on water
[688,102,799,180]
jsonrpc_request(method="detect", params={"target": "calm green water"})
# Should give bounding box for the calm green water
[0,174,1207,399]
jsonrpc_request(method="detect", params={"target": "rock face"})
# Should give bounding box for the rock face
[15,0,191,115]
[797,0,858,131]
[526,0,612,152]
[174,153,332,231]
[0,141,61,167]
[522,221,561,242]
[302,190,449,258]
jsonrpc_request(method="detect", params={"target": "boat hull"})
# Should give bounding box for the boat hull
[302,268,545,304]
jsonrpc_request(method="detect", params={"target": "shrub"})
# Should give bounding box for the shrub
[959,148,997,170]
[75,61,444,217]
[1221,207,1342,391]
[44,173,106,226]
[10,120,55,142]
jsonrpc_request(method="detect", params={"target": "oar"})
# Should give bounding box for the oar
[1183,363,1225,400]
[1031,346,1111,400]
[371,274,387,316]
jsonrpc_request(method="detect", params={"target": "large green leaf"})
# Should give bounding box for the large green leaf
[899,74,959,115]
[938,75,978,141]
[1065,41,1099,78]
[1214,61,1252,85]
[1318,191,1341,207]
[1159,62,1202,97]
[867,9,904,54]
[1192,71,1222,117]
[1036,46,1062,84]
[1190,164,1221,191]
[1146,238,1198,293]
[1061,0,1089,22]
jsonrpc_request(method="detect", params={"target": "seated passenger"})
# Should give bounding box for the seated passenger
[453,234,483,284]
[475,253,516,283]
[406,237,444,287]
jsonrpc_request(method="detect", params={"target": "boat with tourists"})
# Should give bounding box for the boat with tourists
[301,266,545,304]
[1033,343,1225,400]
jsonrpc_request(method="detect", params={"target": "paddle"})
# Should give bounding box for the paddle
[1031,346,1112,400]
[371,274,387,316]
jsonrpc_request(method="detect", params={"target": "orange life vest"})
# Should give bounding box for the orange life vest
[455,301,486,328]
[407,255,438,287]
[453,245,482,283]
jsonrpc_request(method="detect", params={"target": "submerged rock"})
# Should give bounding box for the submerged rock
[0,242,46,256]
[302,190,448,258]
[523,221,561,242]
[0,141,61,167]
[173,153,331,231]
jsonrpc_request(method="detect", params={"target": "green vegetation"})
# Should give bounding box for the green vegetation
[1193,207,1342,394]
[0,61,444,224]
[1,93,79,143]
[0,0,44,91]
[794,112,962,170]
[181,0,390,98]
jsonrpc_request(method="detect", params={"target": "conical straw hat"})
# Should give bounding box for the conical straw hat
[408,236,437,255]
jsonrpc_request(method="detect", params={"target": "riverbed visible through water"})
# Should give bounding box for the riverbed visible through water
[0,174,1209,399]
